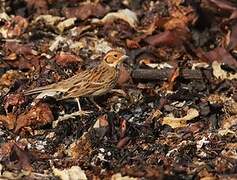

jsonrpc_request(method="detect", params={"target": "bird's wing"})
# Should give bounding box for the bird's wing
[62,67,117,99]
[24,70,92,95]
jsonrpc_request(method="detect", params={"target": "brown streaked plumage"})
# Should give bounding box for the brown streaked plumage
[25,49,127,111]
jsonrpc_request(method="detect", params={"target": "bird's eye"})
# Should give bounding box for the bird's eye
[114,54,118,58]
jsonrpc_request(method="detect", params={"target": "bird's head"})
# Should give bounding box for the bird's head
[103,49,128,68]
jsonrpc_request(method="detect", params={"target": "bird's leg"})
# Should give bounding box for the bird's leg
[57,98,92,121]
[76,97,82,111]
[71,97,92,116]
[89,97,102,111]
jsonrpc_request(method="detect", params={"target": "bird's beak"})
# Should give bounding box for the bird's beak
[114,55,128,67]
[120,55,128,62]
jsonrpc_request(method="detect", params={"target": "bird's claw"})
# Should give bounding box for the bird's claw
[71,110,93,117]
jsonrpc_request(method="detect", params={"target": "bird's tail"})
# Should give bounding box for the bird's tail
[24,85,55,95]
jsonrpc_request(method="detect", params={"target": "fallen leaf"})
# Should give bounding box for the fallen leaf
[226,23,237,50]
[0,12,10,21]
[221,143,237,160]
[67,133,92,160]
[92,9,138,29]
[145,108,162,124]
[220,115,237,129]
[4,42,38,56]
[54,51,82,66]
[212,61,237,80]
[164,6,197,31]
[4,53,17,61]
[139,60,173,69]
[162,108,199,128]
[0,113,16,130]
[11,144,33,171]
[116,137,131,149]
[0,16,28,38]
[0,141,15,159]
[0,70,25,87]
[69,25,91,37]
[62,2,108,20]
[93,114,109,128]
[126,39,140,49]
[14,103,54,132]
[197,47,237,68]
[57,18,76,33]
[33,14,63,26]
[4,93,26,113]
[25,0,48,15]
[203,0,237,13]
[207,94,237,115]
[145,29,189,47]
[117,65,131,86]
[53,166,87,180]
[111,173,137,180]
[49,35,68,52]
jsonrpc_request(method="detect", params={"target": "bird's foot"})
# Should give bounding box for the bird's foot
[53,110,93,127]
[57,110,92,121]
[71,110,93,117]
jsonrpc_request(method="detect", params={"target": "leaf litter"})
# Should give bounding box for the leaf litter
[0,0,237,179]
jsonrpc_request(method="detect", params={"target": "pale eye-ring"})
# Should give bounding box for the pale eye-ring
[114,54,118,58]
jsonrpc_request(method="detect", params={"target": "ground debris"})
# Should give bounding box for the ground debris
[0,0,236,179]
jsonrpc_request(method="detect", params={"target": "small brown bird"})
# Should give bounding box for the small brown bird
[25,49,128,114]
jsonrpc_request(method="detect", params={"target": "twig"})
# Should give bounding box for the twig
[132,68,203,80]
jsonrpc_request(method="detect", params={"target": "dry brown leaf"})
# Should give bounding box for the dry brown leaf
[92,9,138,29]
[117,65,131,86]
[63,2,108,20]
[0,141,15,159]
[221,143,237,160]
[69,25,91,37]
[220,115,237,129]
[0,16,28,38]
[111,173,137,180]
[57,18,76,33]
[53,166,87,180]
[93,114,109,128]
[197,47,237,68]
[4,53,17,61]
[226,23,237,50]
[207,94,237,115]
[116,137,130,149]
[164,6,196,30]
[4,42,38,56]
[67,133,92,160]
[11,144,33,171]
[203,0,237,13]
[0,113,16,130]
[25,0,48,15]
[0,12,10,21]
[162,108,199,128]
[145,108,162,124]
[126,39,141,49]
[4,93,26,113]
[54,51,82,66]
[0,70,25,87]
[33,14,62,26]
[145,29,189,47]
[212,61,237,80]
[14,103,54,132]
